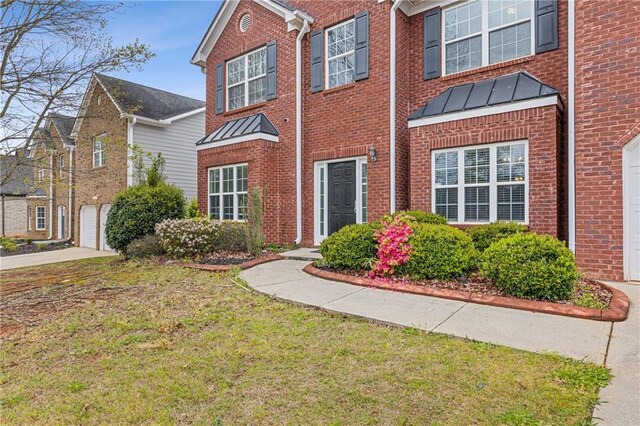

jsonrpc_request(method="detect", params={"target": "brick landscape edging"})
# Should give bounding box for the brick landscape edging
[303,264,629,322]
[179,254,284,272]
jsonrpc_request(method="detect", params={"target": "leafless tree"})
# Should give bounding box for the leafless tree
[0,0,154,186]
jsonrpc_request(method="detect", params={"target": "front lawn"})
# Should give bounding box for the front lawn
[1,258,610,424]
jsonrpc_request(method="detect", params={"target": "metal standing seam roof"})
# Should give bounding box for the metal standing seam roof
[196,113,279,146]
[409,72,560,120]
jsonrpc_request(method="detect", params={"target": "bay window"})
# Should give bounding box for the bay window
[432,141,528,223]
[227,47,266,111]
[208,164,248,221]
[444,0,534,75]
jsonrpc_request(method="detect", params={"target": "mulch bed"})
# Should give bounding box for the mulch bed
[1,241,72,257]
[306,264,629,322]
[165,251,284,272]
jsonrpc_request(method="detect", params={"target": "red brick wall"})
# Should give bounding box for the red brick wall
[574,0,640,281]
[409,105,562,237]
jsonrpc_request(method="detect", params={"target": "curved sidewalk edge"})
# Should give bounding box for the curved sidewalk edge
[303,264,629,322]
[179,254,284,272]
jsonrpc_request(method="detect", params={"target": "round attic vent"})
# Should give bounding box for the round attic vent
[239,14,251,32]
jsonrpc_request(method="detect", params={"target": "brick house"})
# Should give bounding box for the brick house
[71,74,205,250]
[23,114,76,241]
[0,152,33,238]
[192,0,639,282]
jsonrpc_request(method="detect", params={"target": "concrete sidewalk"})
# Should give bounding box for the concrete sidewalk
[241,259,639,425]
[0,247,117,271]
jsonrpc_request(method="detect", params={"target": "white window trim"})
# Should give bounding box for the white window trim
[325,18,355,90]
[93,135,106,168]
[36,206,46,230]
[441,0,536,76]
[431,140,529,225]
[226,47,267,112]
[27,207,32,231]
[314,156,367,245]
[207,163,248,222]
[59,154,65,171]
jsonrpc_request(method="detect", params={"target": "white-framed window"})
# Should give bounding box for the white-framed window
[325,19,355,89]
[443,0,534,75]
[93,135,106,167]
[226,47,267,111]
[432,141,528,224]
[36,206,46,230]
[208,164,248,221]
[27,206,32,231]
[314,157,367,244]
[59,154,65,171]
[37,167,45,182]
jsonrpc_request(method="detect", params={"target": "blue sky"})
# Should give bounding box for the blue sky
[104,1,223,101]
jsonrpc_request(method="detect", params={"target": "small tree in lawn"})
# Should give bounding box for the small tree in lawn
[246,187,265,256]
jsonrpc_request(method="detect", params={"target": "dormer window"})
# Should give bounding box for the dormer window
[226,47,266,111]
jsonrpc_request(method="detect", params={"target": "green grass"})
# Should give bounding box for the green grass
[0,258,611,425]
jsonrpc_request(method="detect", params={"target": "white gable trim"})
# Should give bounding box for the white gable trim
[191,0,313,68]
[70,76,126,139]
[408,96,561,128]
[196,132,279,151]
[164,107,206,123]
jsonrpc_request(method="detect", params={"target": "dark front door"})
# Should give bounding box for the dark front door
[328,161,357,235]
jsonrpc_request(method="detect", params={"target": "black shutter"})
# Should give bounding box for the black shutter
[423,8,441,80]
[215,62,224,114]
[310,29,323,93]
[354,11,369,81]
[266,41,277,100]
[535,0,558,53]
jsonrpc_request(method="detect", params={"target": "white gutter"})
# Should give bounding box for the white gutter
[389,0,402,214]
[295,18,310,245]
[568,0,576,252]
[48,152,53,239]
[127,117,136,186]
[68,147,74,240]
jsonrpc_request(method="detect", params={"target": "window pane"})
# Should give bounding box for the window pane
[223,194,234,220]
[464,148,490,184]
[496,143,526,182]
[435,188,458,222]
[435,151,458,186]
[248,76,267,105]
[247,49,266,78]
[488,0,531,29]
[236,165,248,192]
[361,163,367,223]
[327,21,355,59]
[445,0,481,42]
[320,167,325,235]
[227,57,245,85]
[237,194,248,221]
[228,84,245,110]
[209,169,220,194]
[209,195,220,219]
[497,184,525,221]
[328,55,354,88]
[445,35,482,74]
[465,186,490,222]
[489,21,531,64]
[222,167,234,192]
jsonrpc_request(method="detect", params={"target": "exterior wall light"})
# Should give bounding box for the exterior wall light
[368,145,377,162]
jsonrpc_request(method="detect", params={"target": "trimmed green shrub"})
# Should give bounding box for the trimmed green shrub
[185,198,202,219]
[394,210,448,225]
[320,223,377,270]
[479,233,579,301]
[0,237,18,251]
[215,221,249,252]
[398,224,477,280]
[106,184,185,254]
[126,235,165,259]
[155,218,218,258]
[466,222,527,252]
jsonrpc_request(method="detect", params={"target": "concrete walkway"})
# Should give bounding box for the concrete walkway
[241,259,639,425]
[0,247,117,271]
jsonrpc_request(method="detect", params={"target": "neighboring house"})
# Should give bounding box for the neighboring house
[192,0,639,282]
[24,114,76,241]
[0,153,33,238]
[71,73,205,251]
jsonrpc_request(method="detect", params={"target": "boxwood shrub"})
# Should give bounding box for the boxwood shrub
[126,235,165,259]
[215,221,249,252]
[397,224,477,280]
[106,184,185,254]
[466,222,528,252]
[479,233,579,301]
[320,223,377,270]
[394,210,448,225]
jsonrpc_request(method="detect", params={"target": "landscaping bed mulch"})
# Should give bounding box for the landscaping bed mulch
[1,241,72,257]
[306,264,629,322]
[166,251,284,272]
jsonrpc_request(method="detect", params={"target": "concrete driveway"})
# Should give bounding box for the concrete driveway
[0,248,117,271]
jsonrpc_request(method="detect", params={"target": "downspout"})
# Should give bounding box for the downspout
[68,147,74,241]
[48,152,53,239]
[1,194,5,236]
[389,0,402,214]
[568,0,576,252]
[295,19,310,245]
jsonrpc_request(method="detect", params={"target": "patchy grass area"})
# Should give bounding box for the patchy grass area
[1,258,610,424]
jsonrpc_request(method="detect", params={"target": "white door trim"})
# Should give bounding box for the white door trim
[314,156,367,245]
[623,135,640,281]
[57,205,65,239]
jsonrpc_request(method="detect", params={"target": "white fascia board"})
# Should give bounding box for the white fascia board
[196,133,278,151]
[123,114,169,128]
[164,107,206,123]
[400,0,458,16]
[70,77,98,138]
[408,96,561,128]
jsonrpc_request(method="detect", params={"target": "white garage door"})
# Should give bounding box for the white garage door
[100,204,113,251]
[625,137,640,281]
[80,205,97,249]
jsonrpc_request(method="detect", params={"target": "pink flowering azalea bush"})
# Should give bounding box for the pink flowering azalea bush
[370,213,416,278]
